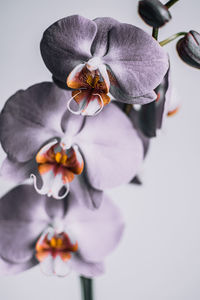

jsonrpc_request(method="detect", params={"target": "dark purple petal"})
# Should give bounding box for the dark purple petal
[40,15,97,84]
[139,101,157,137]
[139,68,171,137]
[0,82,84,162]
[103,23,168,102]
[129,67,171,138]
[155,67,171,128]
[74,103,144,189]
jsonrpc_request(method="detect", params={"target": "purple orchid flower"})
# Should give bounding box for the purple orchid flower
[40,15,168,116]
[0,183,124,277]
[0,82,144,208]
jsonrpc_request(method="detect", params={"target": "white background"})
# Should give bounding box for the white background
[0,0,200,299]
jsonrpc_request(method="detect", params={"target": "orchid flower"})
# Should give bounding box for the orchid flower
[0,184,124,277]
[40,15,168,116]
[0,82,144,208]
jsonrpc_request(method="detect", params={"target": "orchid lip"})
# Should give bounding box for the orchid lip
[67,91,105,116]
[66,59,111,116]
[31,141,84,200]
[35,226,78,277]
[30,173,70,200]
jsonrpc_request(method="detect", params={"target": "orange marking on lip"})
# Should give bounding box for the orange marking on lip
[36,143,84,182]
[35,232,78,263]
[67,65,111,110]
[38,163,54,175]
[35,250,50,262]
[59,252,72,262]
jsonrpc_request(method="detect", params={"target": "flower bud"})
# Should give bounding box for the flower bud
[138,0,171,28]
[176,31,200,69]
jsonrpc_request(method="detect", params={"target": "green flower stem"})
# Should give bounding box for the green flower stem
[159,32,187,46]
[80,276,93,300]
[152,27,159,40]
[165,0,179,9]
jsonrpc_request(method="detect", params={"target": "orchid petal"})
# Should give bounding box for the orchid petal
[40,15,97,85]
[0,157,36,184]
[156,68,171,128]
[69,175,103,210]
[0,185,65,265]
[103,23,168,102]
[0,83,84,162]
[69,256,104,277]
[74,103,144,189]
[64,190,124,262]
[91,17,120,57]
[0,257,38,275]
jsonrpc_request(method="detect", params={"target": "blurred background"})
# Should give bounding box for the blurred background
[0,0,200,299]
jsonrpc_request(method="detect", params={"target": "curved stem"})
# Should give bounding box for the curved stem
[80,276,93,300]
[165,0,179,9]
[159,32,187,46]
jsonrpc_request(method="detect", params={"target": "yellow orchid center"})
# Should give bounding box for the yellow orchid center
[36,231,78,263]
[35,142,84,183]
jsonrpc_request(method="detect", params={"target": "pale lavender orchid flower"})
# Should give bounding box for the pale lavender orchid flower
[0,82,144,208]
[40,15,169,116]
[0,183,124,277]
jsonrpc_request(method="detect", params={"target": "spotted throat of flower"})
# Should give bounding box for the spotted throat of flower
[31,139,84,200]
[35,224,78,277]
[66,57,111,116]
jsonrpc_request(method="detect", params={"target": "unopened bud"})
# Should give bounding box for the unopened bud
[138,0,171,28]
[176,30,200,69]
